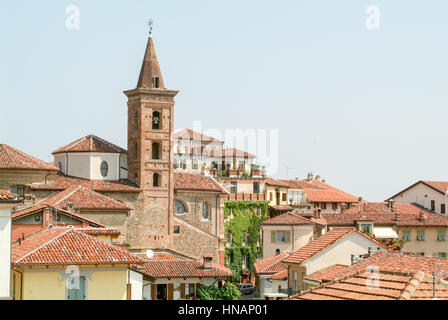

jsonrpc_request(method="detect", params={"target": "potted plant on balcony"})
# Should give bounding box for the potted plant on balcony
[228,166,238,176]
[251,164,262,177]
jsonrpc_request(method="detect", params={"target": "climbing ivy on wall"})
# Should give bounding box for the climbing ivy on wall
[224,201,269,283]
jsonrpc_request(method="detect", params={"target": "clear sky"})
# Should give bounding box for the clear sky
[1,1,448,201]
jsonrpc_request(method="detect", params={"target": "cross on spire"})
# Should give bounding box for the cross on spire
[148,19,153,37]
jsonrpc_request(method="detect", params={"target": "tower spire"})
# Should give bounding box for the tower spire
[136,21,165,89]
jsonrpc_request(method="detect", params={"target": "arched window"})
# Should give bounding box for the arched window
[152,76,160,88]
[202,202,210,220]
[100,161,108,177]
[152,111,160,130]
[153,173,160,187]
[133,111,139,130]
[152,142,161,160]
[174,200,188,215]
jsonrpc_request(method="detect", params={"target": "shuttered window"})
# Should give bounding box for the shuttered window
[271,230,290,243]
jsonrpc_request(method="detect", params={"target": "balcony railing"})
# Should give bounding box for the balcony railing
[225,193,266,201]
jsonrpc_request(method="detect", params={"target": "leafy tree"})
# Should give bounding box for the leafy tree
[197,283,241,300]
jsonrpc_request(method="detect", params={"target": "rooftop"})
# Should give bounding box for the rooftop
[0,144,59,171]
[52,135,127,155]
[174,172,227,193]
[262,212,317,226]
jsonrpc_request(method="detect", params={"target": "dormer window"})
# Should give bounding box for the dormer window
[359,223,373,235]
[152,111,160,130]
[152,76,160,88]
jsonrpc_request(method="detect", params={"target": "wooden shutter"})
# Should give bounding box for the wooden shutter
[151,284,157,300]
[180,283,186,299]
[195,283,201,299]
[168,283,174,300]
[271,231,276,243]
[285,231,291,243]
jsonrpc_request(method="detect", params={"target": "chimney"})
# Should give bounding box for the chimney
[395,210,401,222]
[322,179,326,183]
[313,207,322,219]
[203,254,213,269]
[295,177,299,181]
[307,172,313,180]
[420,210,428,221]
[316,175,321,181]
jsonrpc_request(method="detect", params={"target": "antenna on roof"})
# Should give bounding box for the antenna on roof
[148,19,154,37]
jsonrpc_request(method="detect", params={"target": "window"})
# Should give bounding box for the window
[238,160,245,170]
[242,231,248,246]
[152,142,161,160]
[442,204,446,214]
[152,111,160,130]
[437,252,447,258]
[273,231,290,243]
[174,200,188,215]
[269,193,273,201]
[152,76,160,88]
[253,182,260,194]
[282,193,287,202]
[173,226,180,234]
[321,202,327,210]
[314,203,319,208]
[192,159,199,170]
[293,271,298,292]
[202,202,210,220]
[402,230,411,241]
[242,254,247,269]
[360,224,372,234]
[416,252,425,256]
[153,173,160,187]
[182,159,187,170]
[132,142,138,160]
[438,230,446,241]
[332,203,338,211]
[230,182,237,194]
[417,230,425,241]
[226,230,232,247]
[431,200,435,211]
[174,158,180,169]
[11,186,25,197]
[275,249,281,255]
[156,284,167,300]
[100,161,108,177]
[67,276,86,300]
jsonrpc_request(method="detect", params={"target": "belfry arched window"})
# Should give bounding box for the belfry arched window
[152,142,161,160]
[153,173,160,187]
[152,111,160,130]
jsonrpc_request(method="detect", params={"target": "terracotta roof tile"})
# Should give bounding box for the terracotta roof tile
[265,178,289,188]
[79,227,121,236]
[303,189,358,203]
[283,228,385,265]
[262,212,316,226]
[174,129,222,143]
[29,174,141,193]
[140,259,232,278]
[11,227,144,266]
[269,269,288,280]
[174,172,227,193]
[254,252,290,275]
[0,144,59,171]
[41,185,130,211]
[52,135,127,154]
[304,264,350,283]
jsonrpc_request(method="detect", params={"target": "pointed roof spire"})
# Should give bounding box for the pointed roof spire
[136,21,165,89]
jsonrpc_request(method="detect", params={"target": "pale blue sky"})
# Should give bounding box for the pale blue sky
[1,1,448,201]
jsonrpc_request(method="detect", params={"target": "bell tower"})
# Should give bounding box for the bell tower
[124,30,178,250]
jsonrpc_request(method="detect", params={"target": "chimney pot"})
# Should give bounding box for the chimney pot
[307,172,313,180]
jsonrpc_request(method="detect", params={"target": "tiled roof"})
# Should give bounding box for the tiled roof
[278,179,322,190]
[322,202,448,227]
[262,212,316,226]
[306,179,358,200]
[174,172,227,193]
[0,144,59,171]
[29,174,141,193]
[269,269,288,280]
[303,189,358,203]
[307,251,448,285]
[79,227,121,236]
[254,252,290,275]
[41,185,130,211]
[174,129,222,143]
[52,135,127,154]
[265,178,289,188]
[269,205,294,211]
[0,189,20,201]
[388,180,448,199]
[12,204,106,228]
[304,264,350,283]
[140,259,233,278]
[206,148,255,158]
[11,227,144,266]
[293,269,448,300]
[283,228,385,265]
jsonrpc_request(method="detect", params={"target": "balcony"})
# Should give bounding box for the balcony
[225,193,267,201]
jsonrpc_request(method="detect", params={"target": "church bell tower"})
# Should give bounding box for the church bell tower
[124,27,178,250]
